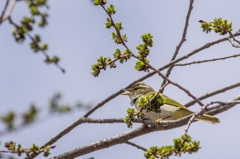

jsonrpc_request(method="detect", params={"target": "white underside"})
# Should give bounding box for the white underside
[135,104,180,121]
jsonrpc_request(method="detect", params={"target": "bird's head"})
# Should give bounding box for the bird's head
[122,82,155,105]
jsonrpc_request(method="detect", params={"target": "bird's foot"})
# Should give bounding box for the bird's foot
[155,118,163,123]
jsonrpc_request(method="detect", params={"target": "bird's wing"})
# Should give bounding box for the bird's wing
[162,94,188,110]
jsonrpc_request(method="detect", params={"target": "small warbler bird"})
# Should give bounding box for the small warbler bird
[122,82,220,124]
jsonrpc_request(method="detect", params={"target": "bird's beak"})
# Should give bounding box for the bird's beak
[121,91,131,96]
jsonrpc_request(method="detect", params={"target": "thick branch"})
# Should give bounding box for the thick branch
[49,118,191,159]
[50,124,158,159]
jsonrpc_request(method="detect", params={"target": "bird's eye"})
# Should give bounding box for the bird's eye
[133,87,139,90]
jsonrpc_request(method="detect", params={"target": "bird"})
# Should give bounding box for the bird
[122,81,220,124]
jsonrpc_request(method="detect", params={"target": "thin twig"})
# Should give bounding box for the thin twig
[100,4,128,50]
[228,37,240,48]
[125,141,147,151]
[228,31,240,45]
[175,53,240,66]
[206,95,240,115]
[0,145,56,154]
[26,33,66,73]
[0,0,10,24]
[161,0,194,91]
[149,81,169,105]
[184,100,240,134]
[145,62,204,106]
[0,107,72,137]
[7,18,65,73]
[185,81,240,107]
[0,0,16,23]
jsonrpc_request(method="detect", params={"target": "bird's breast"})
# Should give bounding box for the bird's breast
[135,104,180,121]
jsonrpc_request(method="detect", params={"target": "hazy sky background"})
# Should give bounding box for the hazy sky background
[1,0,240,158]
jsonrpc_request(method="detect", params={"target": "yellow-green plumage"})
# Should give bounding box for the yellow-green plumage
[123,82,220,124]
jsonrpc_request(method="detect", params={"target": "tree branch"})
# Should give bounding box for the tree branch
[175,53,240,66]
[161,0,194,91]
[206,95,240,115]
[7,17,65,73]
[228,36,240,48]
[184,100,240,134]
[228,30,240,47]
[0,0,10,24]
[145,62,204,106]
[125,141,147,151]
[24,117,151,159]
[0,0,16,23]
[185,81,240,107]
[49,124,158,159]
[49,118,191,159]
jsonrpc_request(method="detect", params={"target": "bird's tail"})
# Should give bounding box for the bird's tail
[195,114,220,124]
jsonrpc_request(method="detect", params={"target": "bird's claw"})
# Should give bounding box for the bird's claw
[155,118,163,123]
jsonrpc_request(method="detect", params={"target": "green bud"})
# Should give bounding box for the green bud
[141,33,153,47]
[30,6,40,15]
[107,4,116,14]
[45,56,60,64]
[135,58,149,72]
[105,18,112,28]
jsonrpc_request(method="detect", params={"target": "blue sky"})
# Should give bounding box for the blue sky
[1,0,240,158]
